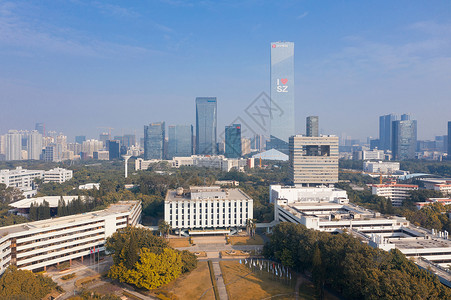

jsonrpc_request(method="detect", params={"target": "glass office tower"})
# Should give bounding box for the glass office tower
[392,119,417,160]
[196,97,217,155]
[225,124,242,158]
[268,41,295,154]
[144,122,165,159]
[379,114,397,151]
[306,116,319,137]
[168,125,193,158]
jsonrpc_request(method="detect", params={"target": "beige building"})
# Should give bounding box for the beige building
[289,135,339,186]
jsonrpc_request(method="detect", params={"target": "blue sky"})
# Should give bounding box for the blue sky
[0,0,450,141]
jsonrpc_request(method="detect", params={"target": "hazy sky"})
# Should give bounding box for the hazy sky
[0,0,450,141]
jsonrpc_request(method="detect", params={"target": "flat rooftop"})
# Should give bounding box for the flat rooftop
[166,186,252,201]
[0,201,139,237]
[391,237,451,250]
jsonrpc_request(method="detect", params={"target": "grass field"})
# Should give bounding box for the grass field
[168,238,191,248]
[153,261,215,300]
[220,261,296,300]
[228,235,264,245]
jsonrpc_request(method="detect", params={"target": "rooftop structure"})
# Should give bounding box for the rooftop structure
[164,186,253,236]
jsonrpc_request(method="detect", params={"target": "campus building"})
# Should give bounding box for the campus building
[164,187,253,236]
[0,201,141,275]
[363,161,400,174]
[43,168,73,184]
[370,182,418,206]
[289,135,339,186]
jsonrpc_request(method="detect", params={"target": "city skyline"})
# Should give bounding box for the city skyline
[0,1,450,140]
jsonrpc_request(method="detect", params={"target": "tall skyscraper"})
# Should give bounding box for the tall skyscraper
[401,114,410,121]
[27,131,42,160]
[195,97,217,155]
[268,41,295,154]
[306,116,319,137]
[75,136,86,144]
[448,121,451,157]
[167,125,193,158]
[392,119,417,160]
[99,133,110,147]
[144,122,165,160]
[289,135,339,186]
[225,124,242,158]
[5,130,22,161]
[379,114,397,151]
[123,134,136,147]
[107,140,120,160]
[35,123,45,136]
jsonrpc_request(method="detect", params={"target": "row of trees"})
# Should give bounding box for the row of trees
[106,227,197,290]
[264,223,451,299]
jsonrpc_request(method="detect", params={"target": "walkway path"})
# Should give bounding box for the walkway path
[212,261,229,300]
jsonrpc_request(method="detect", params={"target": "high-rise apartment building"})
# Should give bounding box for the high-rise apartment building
[27,131,42,160]
[99,132,110,147]
[392,119,417,160]
[379,114,397,151]
[144,122,165,160]
[289,135,339,186]
[195,97,217,155]
[306,116,319,137]
[167,125,193,159]
[35,123,45,136]
[268,41,295,154]
[123,134,136,147]
[225,124,242,158]
[6,130,22,161]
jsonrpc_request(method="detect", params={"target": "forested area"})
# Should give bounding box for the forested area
[106,226,197,290]
[0,266,60,299]
[264,223,451,299]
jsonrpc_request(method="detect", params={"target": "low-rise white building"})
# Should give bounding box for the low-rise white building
[0,201,141,275]
[0,167,44,190]
[370,182,418,206]
[164,186,253,235]
[270,185,349,204]
[43,168,73,183]
[363,161,400,174]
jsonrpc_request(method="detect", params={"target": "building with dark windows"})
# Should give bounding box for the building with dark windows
[195,97,217,155]
[225,124,242,158]
[268,41,295,154]
[144,122,165,160]
[448,121,451,158]
[35,123,45,136]
[107,140,120,160]
[306,116,319,137]
[75,135,86,144]
[123,134,136,147]
[379,114,397,151]
[392,118,417,160]
[168,125,193,159]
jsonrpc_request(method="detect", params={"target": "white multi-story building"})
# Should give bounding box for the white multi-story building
[164,186,253,235]
[270,185,349,204]
[421,178,451,196]
[353,150,385,161]
[0,167,44,190]
[363,161,400,174]
[370,182,418,206]
[27,131,43,160]
[43,168,73,183]
[0,201,141,275]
